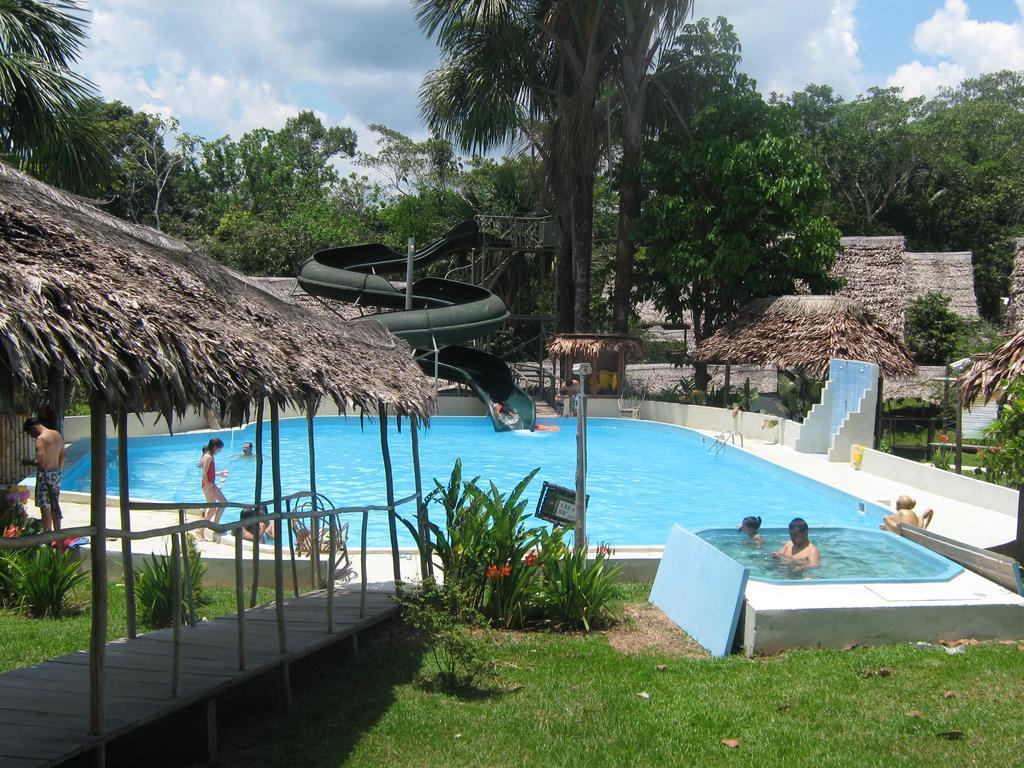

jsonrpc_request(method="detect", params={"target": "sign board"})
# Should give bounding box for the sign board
[650,525,749,657]
[535,481,588,526]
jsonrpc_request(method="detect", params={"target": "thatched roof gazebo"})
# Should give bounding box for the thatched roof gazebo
[548,333,643,398]
[0,162,435,746]
[960,329,1024,406]
[691,295,916,378]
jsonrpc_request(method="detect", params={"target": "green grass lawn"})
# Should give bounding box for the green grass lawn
[208,588,1024,768]
[0,579,274,673]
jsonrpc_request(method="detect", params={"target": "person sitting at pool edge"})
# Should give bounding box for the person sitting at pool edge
[772,517,820,570]
[737,515,763,544]
[880,495,933,533]
[240,441,254,458]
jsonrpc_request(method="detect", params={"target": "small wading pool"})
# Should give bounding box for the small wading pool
[697,527,963,584]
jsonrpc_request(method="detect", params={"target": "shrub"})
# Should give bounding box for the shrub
[400,579,488,690]
[905,292,967,365]
[980,380,1024,488]
[135,535,210,629]
[10,545,86,617]
[537,545,621,631]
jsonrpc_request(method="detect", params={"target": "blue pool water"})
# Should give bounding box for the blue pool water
[64,416,891,548]
[697,528,963,583]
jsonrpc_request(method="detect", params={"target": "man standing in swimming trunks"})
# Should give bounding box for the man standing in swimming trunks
[22,418,66,532]
[772,517,820,571]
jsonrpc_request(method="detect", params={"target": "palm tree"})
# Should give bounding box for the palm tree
[0,0,111,192]
[416,0,613,333]
[609,0,691,333]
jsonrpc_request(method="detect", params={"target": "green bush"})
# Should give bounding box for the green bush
[9,546,86,617]
[400,580,488,690]
[537,545,621,631]
[135,535,210,629]
[0,550,24,606]
[905,292,967,365]
[980,379,1024,488]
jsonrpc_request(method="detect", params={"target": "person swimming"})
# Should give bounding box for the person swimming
[880,495,933,533]
[240,441,254,458]
[771,517,821,571]
[737,515,764,544]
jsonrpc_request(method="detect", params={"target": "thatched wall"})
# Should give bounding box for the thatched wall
[1006,238,1024,332]
[548,334,644,360]
[692,295,916,377]
[0,163,435,420]
[833,236,906,332]
[904,251,979,319]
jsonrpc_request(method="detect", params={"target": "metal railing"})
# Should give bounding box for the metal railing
[0,489,417,724]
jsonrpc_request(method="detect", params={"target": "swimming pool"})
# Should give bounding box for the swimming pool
[64,416,891,547]
[697,527,963,584]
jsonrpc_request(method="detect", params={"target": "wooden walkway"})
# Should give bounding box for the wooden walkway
[0,588,397,767]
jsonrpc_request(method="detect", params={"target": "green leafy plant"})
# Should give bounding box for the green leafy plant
[980,380,1024,488]
[9,545,86,617]
[135,535,210,629]
[400,579,488,691]
[537,545,621,632]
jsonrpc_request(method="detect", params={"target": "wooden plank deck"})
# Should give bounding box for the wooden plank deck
[0,588,397,767]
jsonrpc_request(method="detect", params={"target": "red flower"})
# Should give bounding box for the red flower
[2,524,19,538]
[939,434,950,443]
[486,564,500,580]
[500,562,512,578]
[524,551,538,567]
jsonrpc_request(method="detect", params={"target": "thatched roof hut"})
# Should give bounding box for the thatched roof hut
[0,163,434,420]
[691,295,917,377]
[1006,238,1024,333]
[959,330,1024,405]
[548,333,643,360]
[904,250,979,319]
[833,236,907,332]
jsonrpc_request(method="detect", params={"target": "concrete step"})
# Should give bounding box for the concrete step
[534,400,557,417]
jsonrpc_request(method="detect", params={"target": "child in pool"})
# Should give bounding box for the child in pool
[738,515,764,544]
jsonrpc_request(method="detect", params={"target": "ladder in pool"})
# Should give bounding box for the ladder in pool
[707,430,743,455]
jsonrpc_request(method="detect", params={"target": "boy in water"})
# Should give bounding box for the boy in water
[737,515,764,544]
[22,418,66,531]
[772,517,820,571]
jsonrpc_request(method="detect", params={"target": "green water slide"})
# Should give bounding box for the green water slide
[297,220,536,431]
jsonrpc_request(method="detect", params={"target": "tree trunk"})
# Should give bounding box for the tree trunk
[572,173,594,333]
[613,135,642,333]
[556,195,575,333]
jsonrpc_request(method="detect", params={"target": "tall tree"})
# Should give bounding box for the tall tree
[0,0,112,191]
[636,17,841,387]
[608,0,692,333]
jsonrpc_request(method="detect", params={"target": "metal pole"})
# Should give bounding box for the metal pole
[575,380,587,553]
[326,514,336,634]
[411,415,431,579]
[405,238,415,311]
[378,403,401,585]
[955,394,964,474]
[270,402,287,656]
[250,399,264,608]
[306,405,320,589]
[88,391,108,736]
[116,408,137,639]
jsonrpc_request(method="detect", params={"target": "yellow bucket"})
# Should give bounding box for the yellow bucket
[850,444,865,470]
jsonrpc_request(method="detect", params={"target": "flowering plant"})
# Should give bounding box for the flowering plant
[0,485,39,537]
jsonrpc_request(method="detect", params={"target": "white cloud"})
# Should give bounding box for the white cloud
[887,0,1024,96]
[706,0,864,96]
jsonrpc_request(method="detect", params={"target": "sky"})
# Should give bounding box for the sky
[77,0,1024,156]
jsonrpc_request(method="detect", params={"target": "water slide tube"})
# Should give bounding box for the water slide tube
[297,220,536,431]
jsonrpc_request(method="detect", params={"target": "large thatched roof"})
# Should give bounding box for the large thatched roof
[1006,238,1024,333]
[691,295,917,377]
[833,236,906,332]
[548,333,643,360]
[0,163,434,419]
[959,330,1024,405]
[904,250,979,319]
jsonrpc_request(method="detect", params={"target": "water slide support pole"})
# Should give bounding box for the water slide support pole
[405,238,415,311]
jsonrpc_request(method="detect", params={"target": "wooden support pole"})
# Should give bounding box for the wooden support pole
[327,513,336,634]
[250,400,264,608]
[116,408,137,639]
[234,529,246,671]
[88,391,108,736]
[288,498,300,598]
[170,531,182,697]
[179,508,196,626]
[377,402,401,585]
[410,415,431,579]
[269,400,290,712]
[360,507,369,619]
[306,406,320,589]
[723,364,731,406]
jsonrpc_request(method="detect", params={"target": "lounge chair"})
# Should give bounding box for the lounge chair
[292,517,350,569]
[618,397,641,418]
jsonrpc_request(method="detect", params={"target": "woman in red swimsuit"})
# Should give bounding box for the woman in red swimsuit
[197,438,228,540]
